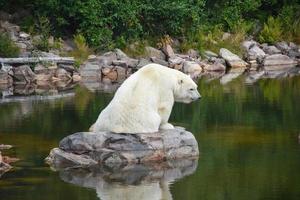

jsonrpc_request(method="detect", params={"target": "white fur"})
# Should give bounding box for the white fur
[91,63,200,133]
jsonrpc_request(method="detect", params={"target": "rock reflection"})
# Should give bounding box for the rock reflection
[59,159,198,200]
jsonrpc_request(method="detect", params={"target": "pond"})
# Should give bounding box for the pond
[0,76,300,200]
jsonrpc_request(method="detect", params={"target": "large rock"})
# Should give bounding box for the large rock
[80,62,102,81]
[55,68,72,81]
[263,45,281,55]
[263,54,298,71]
[0,70,13,85]
[219,48,248,72]
[162,44,175,58]
[247,45,266,61]
[242,40,257,51]
[45,127,199,169]
[12,65,36,83]
[183,61,202,75]
[145,46,166,61]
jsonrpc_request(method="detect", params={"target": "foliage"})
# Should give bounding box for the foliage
[32,16,52,51]
[0,33,20,57]
[279,5,300,43]
[69,34,92,67]
[259,16,283,44]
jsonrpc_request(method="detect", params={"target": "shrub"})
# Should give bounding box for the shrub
[33,16,52,51]
[69,34,92,66]
[279,5,300,43]
[0,33,20,57]
[259,16,283,44]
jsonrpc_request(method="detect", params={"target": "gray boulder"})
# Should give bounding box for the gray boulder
[114,48,128,60]
[203,62,226,71]
[145,46,166,61]
[137,58,152,69]
[247,45,266,61]
[0,70,13,85]
[45,127,199,169]
[263,54,298,71]
[150,57,169,66]
[263,45,281,55]
[12,65,36,83]
[275,41,290,53]
[219,48,248,72]
[162,44,175,58]
[242,40,257,51]
[187,49,200,59]
[203,50,218,59]
[182,61,202,75]
[55,68,72,81]
[79,62,102,81]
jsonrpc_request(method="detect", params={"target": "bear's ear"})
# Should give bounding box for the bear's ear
[178,79,183,84]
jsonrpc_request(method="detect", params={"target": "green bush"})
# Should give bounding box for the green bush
[33,0,205,49]
[33,16,52,51]
[259,16,283,44]
[70,34,92,66]
[0,33,20,57]
[279,5,300,43]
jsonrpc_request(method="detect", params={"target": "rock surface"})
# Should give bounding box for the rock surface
[263,54,298,71]
[45,127,199,169]
[219,48,248,72]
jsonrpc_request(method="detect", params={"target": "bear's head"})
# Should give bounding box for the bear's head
[174,74,201,103]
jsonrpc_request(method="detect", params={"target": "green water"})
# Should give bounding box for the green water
[0,76,300,200]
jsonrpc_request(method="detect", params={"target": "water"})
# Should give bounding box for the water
[0,76,300,200]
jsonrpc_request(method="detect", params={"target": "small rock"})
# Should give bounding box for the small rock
[222,32,231,40]
[145,46,166,61]
[203,62,226,71]
[55,68,71,80]
[203,50,218,59]
[115,49,128,60]
[187,49,199,59]
[183,61,202,75]
[275,41,290,53]
[72,73,82,82]
[115,66,127,80]
[58,64,76,73]
[98,52,117,67]
[169,56,184,70]
[263,45,281,55]
[242,40,257,50]
[162,44,175,58]
[101,67,112,76]
[137,58,152,69]
[151,57,169,66]
[19,32,30,40]
[112,60,127,68]
[88,55,97,60]
[0,71,13,85]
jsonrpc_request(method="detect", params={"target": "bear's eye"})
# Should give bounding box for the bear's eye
[189,88,194,91]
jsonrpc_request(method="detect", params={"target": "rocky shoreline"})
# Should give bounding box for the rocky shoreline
[1,20,300,98]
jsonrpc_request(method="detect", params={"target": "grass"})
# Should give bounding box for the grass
[0,33,20,57]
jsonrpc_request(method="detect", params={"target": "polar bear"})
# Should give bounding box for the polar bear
[91,63,201,133]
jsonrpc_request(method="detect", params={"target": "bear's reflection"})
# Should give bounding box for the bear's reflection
[59,159,198,200]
